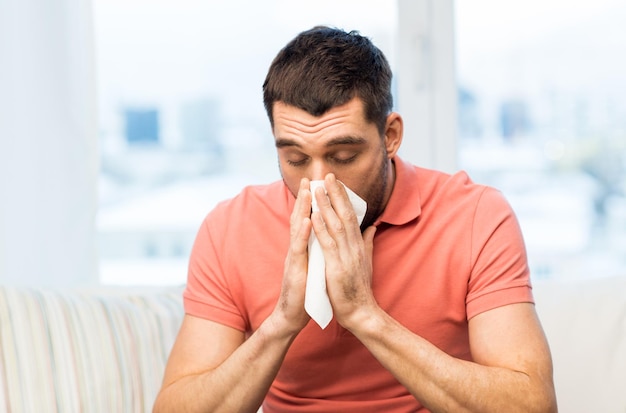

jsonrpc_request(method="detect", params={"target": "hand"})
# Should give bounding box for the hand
[271,178,312,335]
[311,174,378,329]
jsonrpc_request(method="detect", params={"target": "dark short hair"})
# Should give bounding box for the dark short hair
[262,26,393,135]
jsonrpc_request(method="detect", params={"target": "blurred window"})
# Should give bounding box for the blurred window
[95,0,625,286]
[456,0,626,280]
[93,0,398,285]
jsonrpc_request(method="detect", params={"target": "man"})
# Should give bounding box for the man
[154,26,557,412]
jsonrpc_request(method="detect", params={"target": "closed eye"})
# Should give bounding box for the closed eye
[329,149,359,164]
[286,157,308,167]
[331,153,358,164]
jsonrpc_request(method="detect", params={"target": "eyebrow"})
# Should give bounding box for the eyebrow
[275,135,367,149]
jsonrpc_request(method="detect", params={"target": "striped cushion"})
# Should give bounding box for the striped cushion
[0,286,183,413]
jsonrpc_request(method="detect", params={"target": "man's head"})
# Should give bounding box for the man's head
[263,26,393,136]
[264,27,402,228]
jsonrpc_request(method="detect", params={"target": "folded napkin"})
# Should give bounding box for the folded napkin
[305,180,367,329]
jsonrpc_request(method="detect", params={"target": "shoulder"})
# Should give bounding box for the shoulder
[393,156,487,202]
[414,166,502,221]
[399,161,522,250]
[383,157,505,225]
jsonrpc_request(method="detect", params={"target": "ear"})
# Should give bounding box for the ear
[383,112,403,159]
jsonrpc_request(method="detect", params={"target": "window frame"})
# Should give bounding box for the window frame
[396,0,457,173]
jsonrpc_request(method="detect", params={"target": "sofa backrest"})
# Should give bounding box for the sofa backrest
[0,286,183,413]
[2,277,624,412]
[533,276,626,413]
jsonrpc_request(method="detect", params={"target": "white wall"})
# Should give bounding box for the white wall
[0,0,99,287]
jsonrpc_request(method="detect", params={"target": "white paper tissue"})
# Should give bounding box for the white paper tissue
[304,180,367,329]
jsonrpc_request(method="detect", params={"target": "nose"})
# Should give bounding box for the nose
[310,159,331,182]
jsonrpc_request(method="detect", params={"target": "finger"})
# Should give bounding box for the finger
[284,214,311,295]
[290,178,311,239]
[289,178,313,265]
[292,217,312,257]
[363,225,377,258]
[310,209,341,264]
[325,174,357,223]
[281,214,312,329]
[316,174,359,244]
[311,210,333,245]
[313,182,346,243]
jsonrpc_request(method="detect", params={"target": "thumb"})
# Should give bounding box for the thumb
[363,225,377,257]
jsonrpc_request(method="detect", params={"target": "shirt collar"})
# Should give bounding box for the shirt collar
[375,155,422,226]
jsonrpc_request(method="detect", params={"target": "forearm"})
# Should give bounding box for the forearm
[349,309,556,413]
[153,316,297,413]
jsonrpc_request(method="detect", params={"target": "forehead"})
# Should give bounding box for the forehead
[272,98,371,138]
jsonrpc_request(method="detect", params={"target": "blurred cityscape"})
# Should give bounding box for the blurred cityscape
[95,1,626,285]
[455,0,626,281]
[95,0,396,285]
[458,90,626,281]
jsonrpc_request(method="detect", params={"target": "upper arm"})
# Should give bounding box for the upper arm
[161,314,246,388]
[469,302,554,384]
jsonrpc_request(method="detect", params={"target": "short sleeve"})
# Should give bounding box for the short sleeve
[183,204,247,331]
[465,187,534,319]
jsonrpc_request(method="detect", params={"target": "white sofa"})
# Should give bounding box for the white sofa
[533,276,626,413]
[0,276,624,412]
[0,286,183,412]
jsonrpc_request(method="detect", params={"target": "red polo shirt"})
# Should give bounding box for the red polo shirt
[184,156,533,412]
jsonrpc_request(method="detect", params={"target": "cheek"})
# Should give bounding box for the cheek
[356,154,387,206]
[336,159,381,199]
[278,165,303,197]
